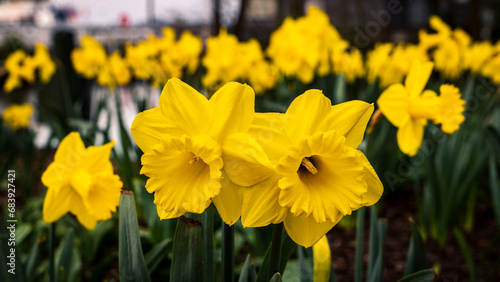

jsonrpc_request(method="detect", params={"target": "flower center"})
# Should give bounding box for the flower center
[300,157,318,175]
[188,155,202,165]
[70,169,93,199]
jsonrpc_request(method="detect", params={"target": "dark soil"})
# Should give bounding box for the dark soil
[327,190,500,282]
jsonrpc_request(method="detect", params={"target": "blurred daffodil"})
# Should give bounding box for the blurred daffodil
[2,104,33,130]
[131,78,255,225]
[71,35,107,79]
[377,61,465,156]
[223,90,383,247]
[32,42,56,83]
[41,132,122,229]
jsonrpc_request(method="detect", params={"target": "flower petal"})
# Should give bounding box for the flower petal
[85,174,122,220]
[131,107,187,154]
[397,119,425,156]
[43,186,73,223]
[241,175,287,227]
[159,77,212,136]
[81,140,115,174]
[248,113,292,164]
[377,83,410,128]
[54,132,86,170]
[69,193,98,229]
[319,101,374,148]
[284,90,332,141]
[212,170,243,226]
[222,133,275,187]
[357,152,384,206]
[284,211,340,248]
[405,60,433,98]
[209,82,255,142]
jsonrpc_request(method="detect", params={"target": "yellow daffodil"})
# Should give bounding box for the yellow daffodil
[3,50,27,93]
[463,41,495,74]
[2,104,33,130]
[223,90,383,247]
[32,42,56,83]
[332,46,365,83]
[130,78,255,225]
[97,51,131,88]
[313,235,331,282]
[377,61,466,156]
[41,132,122,229]
[71,35,107,79]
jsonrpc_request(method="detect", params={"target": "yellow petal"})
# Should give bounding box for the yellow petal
[141,134,223,215]
[284,211,339,248]
[212,170,243,226]
[248,113,292,163]
[284,90,332,141]
[81,140,115,174]
[69,193,98,229]
[157,208,184,220]
[209,82,255,142]
[319,101,374,148]
[131,107,187,154]
[397,119,425,156]
[159,78,212,136]
[43,186,74,223]
[222,133,275,187]
[70,169,93,200]
[85,174,122,220]
[313,235,331,282]
[54,132,86,169]
[405,60,433,98]
[241,175,287,227]
[357,152,383,206]
[41,162,71,193]
[377,84,410,128]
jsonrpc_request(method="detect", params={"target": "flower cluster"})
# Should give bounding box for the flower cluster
[3,43,56,93]
[2,103,33,130]
[202,28,276,94]
[377,60,466,156]
[41,132,123,229]
[131,78,383,247]
[267,7,364,84]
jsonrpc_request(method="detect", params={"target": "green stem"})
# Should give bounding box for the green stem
[268,223,284,280]
[222,223,234,282]
[49,222,55,282]
[203,205,215,282]
[354,207,365,282]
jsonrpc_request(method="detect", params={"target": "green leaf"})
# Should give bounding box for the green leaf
[119,192,151,282]
[170,216,204,282]
[333,74,347,104]
[355,207,365,282]
[453,229,475,281]
[25,237,39,282]
[404,222,427,276]
[56,229,74,282]
[144,238,172,274]
[269,272,282,282]
[489,155,500,226]
[256,228,296,282]
[238,254,252,282]
[0,221,28,282]
[397,269,436,282]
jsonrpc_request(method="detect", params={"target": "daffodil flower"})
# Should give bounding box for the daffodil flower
[222,90,383,247]
[131,78,255,225]
[377,61,465,156]
[2,104,33,130]
[42,132,123,229]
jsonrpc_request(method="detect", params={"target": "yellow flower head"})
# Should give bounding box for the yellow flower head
[463,41,495,74]
[41,132,123,229]
[71,35,107,79]
[2,104,33,130]
[131,78,255,225]
[3,50,29,93]
[33,42,57,84]
[97,51,131,88]
[223,90,383,247]
[377,61,466,156]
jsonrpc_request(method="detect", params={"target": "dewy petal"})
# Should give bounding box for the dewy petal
[397,118,425,156]
[222,133,275,187]
[284,210,340,248]
[356,152,384,206]
[209,82,255,142]
[43,185,74,223]
[141,134,223,216]
[319,101,374,149]
[212,170,243,226]
[131,107,187,154]
[277,130,367,223]
[377,84,410,128]
[85,174,122,220]
[405,60,434,98]
[248,113,292,164]
[159,78,213,136]
[241,175,287,227]
[284,90,332,141]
